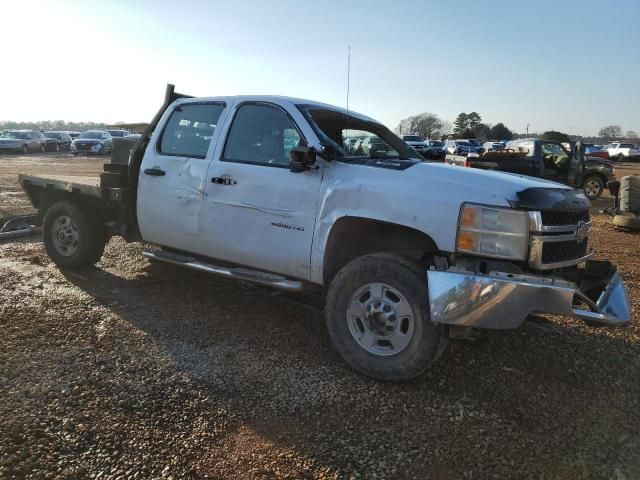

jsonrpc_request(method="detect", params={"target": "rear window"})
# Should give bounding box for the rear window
[159,103,225,158]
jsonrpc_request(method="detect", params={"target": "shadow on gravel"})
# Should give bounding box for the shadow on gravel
[58,254,640,479]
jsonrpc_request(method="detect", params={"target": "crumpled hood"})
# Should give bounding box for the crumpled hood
[410,161,569,203]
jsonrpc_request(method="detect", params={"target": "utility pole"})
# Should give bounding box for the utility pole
[526,124,529,138]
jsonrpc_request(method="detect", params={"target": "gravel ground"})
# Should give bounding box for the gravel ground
[1,154,639,479]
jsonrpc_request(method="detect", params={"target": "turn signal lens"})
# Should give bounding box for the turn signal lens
[460,207,476,227]
[457,231,476,251]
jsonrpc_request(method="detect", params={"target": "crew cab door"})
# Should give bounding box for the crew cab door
[201,102,322,280]
[137,101,227,252]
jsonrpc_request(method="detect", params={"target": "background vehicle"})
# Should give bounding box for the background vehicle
[605,142,640,162]
[584,144,610,159]
[0,130,46,153]
[445,138,615,199]
[67,131,81,140]
[483,141,505,152]
[444,139,483,156]
[18,85,630,382]
[43,131,73,151]
[106,129,130,138]
[70,130,113,155]
[403,135,430,157]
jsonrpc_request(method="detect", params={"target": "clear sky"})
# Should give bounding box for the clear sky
[1,0,638,136]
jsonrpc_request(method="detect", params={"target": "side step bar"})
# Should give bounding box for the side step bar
[142,250,303,291]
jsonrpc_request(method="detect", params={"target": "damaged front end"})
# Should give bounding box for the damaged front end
[428,187,631,330]
[427,260,630,329]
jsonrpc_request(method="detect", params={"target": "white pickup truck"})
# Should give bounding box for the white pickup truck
[19,85,631,381]
[606,142,640,162]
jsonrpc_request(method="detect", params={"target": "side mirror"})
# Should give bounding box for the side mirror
[289,146,316,173]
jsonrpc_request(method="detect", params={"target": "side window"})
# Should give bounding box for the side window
[159,103,225,159]
[223,104,305,167]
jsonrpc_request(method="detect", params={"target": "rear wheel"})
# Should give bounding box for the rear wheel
[618,153,625,162]
[582,175,604,199]
[42,201,107,268]
[326,253,446,381]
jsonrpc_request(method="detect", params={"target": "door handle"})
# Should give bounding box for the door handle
[144,168,166,176]
[211,177,237,185]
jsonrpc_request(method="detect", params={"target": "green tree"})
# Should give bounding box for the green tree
[489,123,513,140]
[598,125,623,140]
[474,123,491,142]
[453,112,484,138]
[453,113,468,137]
[541,130,571,143]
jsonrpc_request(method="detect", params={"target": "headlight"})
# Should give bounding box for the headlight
[456,204,529,260]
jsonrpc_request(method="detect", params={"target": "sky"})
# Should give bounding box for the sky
[1,0,638,136]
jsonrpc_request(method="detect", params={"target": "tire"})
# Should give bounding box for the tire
[618,153,625,162]
[22,145,28,154]
[42,201,107,269]
[41,144,46,153]
[325,253,446,381]
[55,143,60,153]
[582,175,604,199]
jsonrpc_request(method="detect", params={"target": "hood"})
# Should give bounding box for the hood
[410,161,569,203]
[74,138,101,143]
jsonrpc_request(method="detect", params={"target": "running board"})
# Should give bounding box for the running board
[142,250,303,291]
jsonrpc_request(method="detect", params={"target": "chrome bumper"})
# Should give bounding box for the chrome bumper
[427,267,631,329]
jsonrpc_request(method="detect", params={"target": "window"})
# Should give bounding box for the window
[159,103,225,159]
[223,104,304,167]
[541,142,570,172]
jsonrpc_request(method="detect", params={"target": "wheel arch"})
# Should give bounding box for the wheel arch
[321,216,439,285]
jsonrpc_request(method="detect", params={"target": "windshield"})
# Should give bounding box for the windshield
[468,140,481,146]
[108,130,126,137]
[79,131,102,139]
[44,132,60,139]
[457,141,471,147]
[429,140,444,147]
[299,106,418,161]
[2,131,27,139]
[404,135,423,142]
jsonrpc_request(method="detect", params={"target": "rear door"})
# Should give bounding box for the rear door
[201,101,323,280]
[137,101,228,252]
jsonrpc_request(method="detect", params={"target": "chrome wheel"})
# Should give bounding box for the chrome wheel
[583,178,602,198]
[51,215,80,256]
[347,282,415,356]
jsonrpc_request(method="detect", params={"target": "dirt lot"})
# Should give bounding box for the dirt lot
[1,153,639,479]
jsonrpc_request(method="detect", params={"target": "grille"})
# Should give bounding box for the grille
[77,144,92,151]
[540,209,590,226]
[541,239,588,264]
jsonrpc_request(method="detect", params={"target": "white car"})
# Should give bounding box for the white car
[605,142,640,162]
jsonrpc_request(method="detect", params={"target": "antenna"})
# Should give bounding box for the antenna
[346,46,351,115]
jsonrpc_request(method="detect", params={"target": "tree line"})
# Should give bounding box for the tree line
[396,112,638,144]
[396,111,514,142]
[0,120,109,132]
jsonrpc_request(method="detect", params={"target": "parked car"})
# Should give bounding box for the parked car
[43,131,73,151]
[360,136,391,157]
[605,142,640,162]
[0,130,46,153]
[444,139,483,156]
[584,145,610,160]
[17,84,630,381]
[446,138,615,199]
[67,131,81,140]
[70,130,113,155]
[424,140,446,160]
[482,141,505,152]
[107,129,130,138]
[402,135,431,157]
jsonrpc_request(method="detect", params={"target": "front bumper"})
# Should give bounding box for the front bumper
[428,261,631,329]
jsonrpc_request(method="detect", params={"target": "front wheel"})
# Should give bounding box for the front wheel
[42,201,107,268]
[618,153,625,162]
[582,176,605,199]
[326,253,446,381]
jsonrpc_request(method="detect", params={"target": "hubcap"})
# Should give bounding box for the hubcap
[584,179,600,197]
[51,216,80,256]
[347,282,415,356]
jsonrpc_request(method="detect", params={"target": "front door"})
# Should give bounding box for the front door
[201,102,322,280]
[539,141,571,183]
[137,101,227,252]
